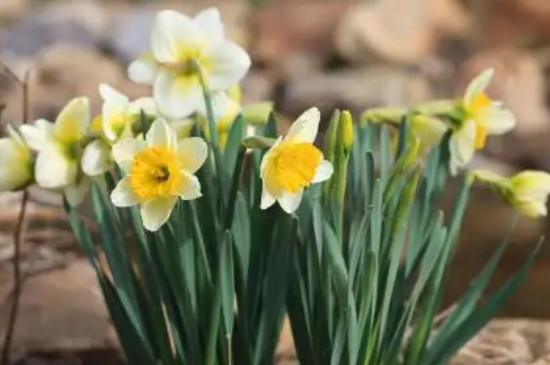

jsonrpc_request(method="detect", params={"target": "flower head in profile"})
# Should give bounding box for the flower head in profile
[98,84,157,143]
[260,107,333,213]
[474,169,550,218]
[449,69,516,174]
[110,119,208,231]
[0,124,33,192]
[128,8,251,119]
[20,97,91,205]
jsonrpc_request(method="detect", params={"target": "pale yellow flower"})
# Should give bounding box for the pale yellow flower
[110,119,208,231]
[0,124,33,191]
[507,171,550,218]
[260,107,333,213]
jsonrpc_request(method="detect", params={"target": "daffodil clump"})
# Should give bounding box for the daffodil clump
[0,6,547,365]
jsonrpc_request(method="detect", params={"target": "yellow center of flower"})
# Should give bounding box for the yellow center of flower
[129,146,181,201]
[467,92,492,149]
[264,142,322,193]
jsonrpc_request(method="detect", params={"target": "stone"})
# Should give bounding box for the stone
[278,66,433,117]
[335,0,470,64]
[0,0,109,58]
[0,259,118,358]
[250,0,351,66]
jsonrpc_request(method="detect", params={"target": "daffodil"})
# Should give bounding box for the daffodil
[20,97,91,205]
[506,171,550,218]
[0,124,33,191]
[81,139,113,177]
[449,69,516,174]
[110,119,208,231]
[260,107,333,213]
[99,84,157,143]
[127,8,251,119]
[409,115,447,155]
[200,91,241,148]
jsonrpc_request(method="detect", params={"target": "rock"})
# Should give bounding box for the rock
[250,0,351,66]
[278,66,433,117]
[109,0,249,63]
[1,0,109,58]
[0,259,118,358]
[459,48,550,139]
[1,46,144,126]
[335,0,470,64]
[0,0,29,21]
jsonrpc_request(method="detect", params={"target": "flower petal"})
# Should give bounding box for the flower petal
[177,137,208,174]
[485,107,516,135]
[128,97,157,116]
[464,68,493,107]
[55,97,90,143]
[128,53,158,84]
[111,177,140,207]
[154,71,203,118]
[151,10,200,63]
[0,138,32,191]
[99,84,128,104]
[146,118,178,150]
[517,200,547,218]
[35,149,77,188]
[112,138,147,173]
[179,172,202,200]
[449,120,476,175]
[82,139,113,177]
[312,160,333,183]
[20,119,55,151]
[193,7,224,43]
[102,98,129,142]
[285,107,321,143]
[203,41,251,91]
[260,182,276,210]
[141,196,178,231]
[278,190,304,214]
[65,177,90,206]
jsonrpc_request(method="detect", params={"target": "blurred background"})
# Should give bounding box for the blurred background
[2,0,550,363]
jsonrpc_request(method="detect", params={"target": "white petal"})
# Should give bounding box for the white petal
[449,120,476,174]
[111,177,140,207]
[464,68,493,107]
[20,119,55,151]
[517,200,547,218]
[485,107,516,135]
[146,118,178,150]
[6,124,26,146]
[128,97,157,116]
[102,99,129,142]
[260,182,276,210]
[0,139,32,191]
[141,196,178,231]
[179,172,202,200]
[151,10,200,63]
[99,84,128,104]
[176,137,208,174]
[285,107,321,143]
[154,71,203,119]
[65,177,90,207]
[312,160,333,183]
[128,54,158,85]
[203,41,251,91]
[193,7,224,43]
[55,97,90,143]
[112,138,147,173]
[35,149,77,188]
[81,139,113,177]
[278,190,304,214]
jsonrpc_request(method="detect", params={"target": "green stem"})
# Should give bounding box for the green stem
[224,147,247,230]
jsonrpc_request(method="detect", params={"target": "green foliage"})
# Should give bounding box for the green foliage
[287,121,541,365]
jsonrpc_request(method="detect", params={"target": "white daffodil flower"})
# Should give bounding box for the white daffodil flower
[99,84,157,143]
[507,171,550,218]
[110,119,208,231]
[81,139,113,177]
[0,124,33,191]
[20,97,91,205]
[260,107,334,213]
[449,69,516,174]
[127,8,251,119]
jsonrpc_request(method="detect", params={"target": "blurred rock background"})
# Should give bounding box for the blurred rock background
[2,0,550,363]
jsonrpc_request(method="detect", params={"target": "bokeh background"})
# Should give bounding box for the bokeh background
[2,0,550,363]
